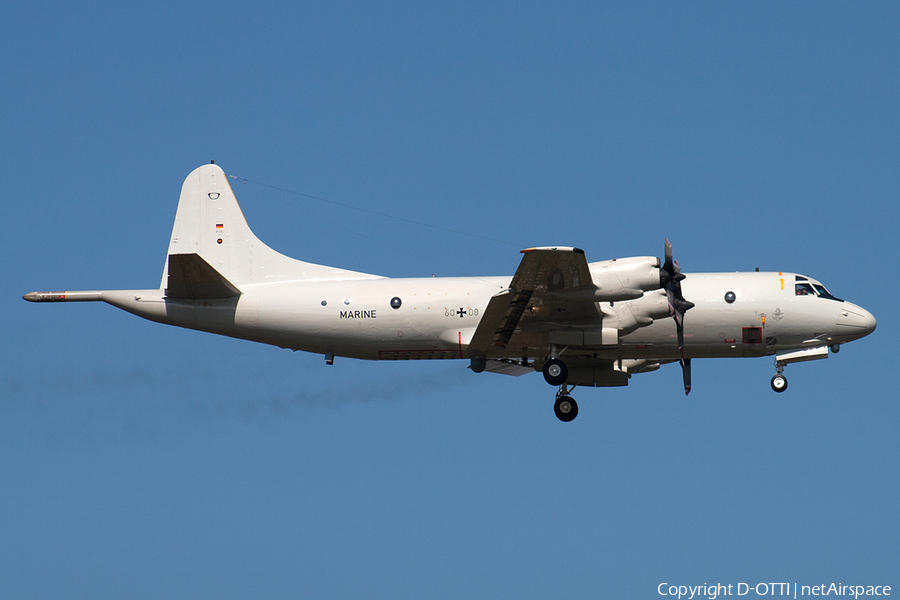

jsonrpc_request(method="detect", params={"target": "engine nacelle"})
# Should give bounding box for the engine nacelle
[628,289,671,321]
[601,290,670,336]
[588,256,662,301]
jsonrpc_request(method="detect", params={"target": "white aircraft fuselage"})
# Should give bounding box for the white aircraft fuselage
[64,272,871,362]
[25,164,876,420]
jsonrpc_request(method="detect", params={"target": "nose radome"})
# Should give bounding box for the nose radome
[860,307,877,335]
[838,303,877,337]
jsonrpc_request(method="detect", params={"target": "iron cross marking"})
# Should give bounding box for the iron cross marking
[458,307,466,318]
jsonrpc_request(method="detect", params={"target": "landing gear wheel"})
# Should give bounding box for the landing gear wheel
[543,358,568,386]
[771,374,788,393]
[554,395,578,422]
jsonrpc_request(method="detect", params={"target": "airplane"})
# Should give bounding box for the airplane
[24,163,877,421]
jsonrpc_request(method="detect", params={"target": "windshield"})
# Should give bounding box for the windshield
[813,284,841,301]
[794,279,843,301]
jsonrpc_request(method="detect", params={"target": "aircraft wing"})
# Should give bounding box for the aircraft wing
[483,359,535,376]
[470,247,600,353]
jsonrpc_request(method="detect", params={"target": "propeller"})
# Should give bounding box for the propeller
[680,358,691,396]
[660,239,695,395]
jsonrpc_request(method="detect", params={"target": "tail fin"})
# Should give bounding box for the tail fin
[161,164,380,291]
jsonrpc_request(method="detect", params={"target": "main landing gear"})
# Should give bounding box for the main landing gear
[542,358,567,386]
[554,386,578,422]
[771,360,788,393]
[543,355,578,421]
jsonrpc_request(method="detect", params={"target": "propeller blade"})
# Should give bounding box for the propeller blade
[662,240,695,392]
[680,358,692,395]
[672,299,694,353]
[676,318,685,352]
[663,239,675,275]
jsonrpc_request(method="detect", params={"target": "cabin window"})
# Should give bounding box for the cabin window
[743,327,763,344]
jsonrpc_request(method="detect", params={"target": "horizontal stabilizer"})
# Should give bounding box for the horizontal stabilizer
[165,253,241,300]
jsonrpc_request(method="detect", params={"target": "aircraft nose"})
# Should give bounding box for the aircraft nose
[860,307,877,335]
[836,303,877,339]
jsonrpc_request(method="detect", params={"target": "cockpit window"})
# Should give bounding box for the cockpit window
[795,281,843,301]
[812,284,842,301]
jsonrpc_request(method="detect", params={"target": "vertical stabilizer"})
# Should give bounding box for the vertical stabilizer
[161,164,380,290]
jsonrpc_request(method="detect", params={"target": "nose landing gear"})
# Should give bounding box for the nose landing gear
[770,360,788,393]
[770,374,788,392]
[554,385,578,422]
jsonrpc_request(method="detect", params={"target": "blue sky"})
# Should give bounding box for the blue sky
[2,2,897,598]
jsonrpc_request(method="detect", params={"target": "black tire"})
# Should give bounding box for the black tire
[542,358,568,386]
[770,374,788,393]
[554,396,578,422]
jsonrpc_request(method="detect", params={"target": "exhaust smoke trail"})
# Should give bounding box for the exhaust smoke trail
[1,359,479,446]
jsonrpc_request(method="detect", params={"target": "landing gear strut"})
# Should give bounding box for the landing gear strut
[554,385,578,422]
[771,360,788,393]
